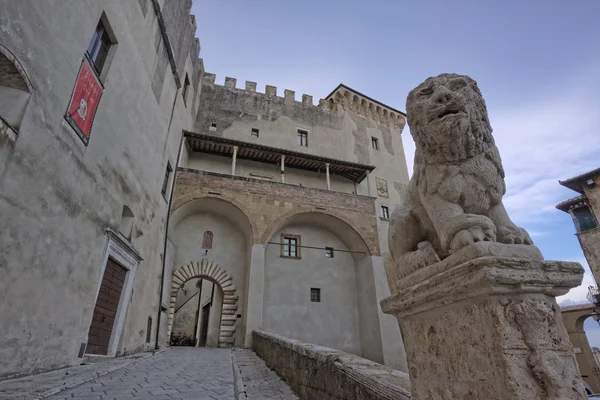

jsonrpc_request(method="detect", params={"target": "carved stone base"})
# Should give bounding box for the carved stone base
[381,243,586,400]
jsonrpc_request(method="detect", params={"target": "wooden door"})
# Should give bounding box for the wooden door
[199,304,210,347]
[86,258,127,355]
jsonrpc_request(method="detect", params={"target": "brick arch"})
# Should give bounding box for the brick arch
[170,193,258,241]
[258,208,378,256]
[0,43,33,92]
[167,260,238,348]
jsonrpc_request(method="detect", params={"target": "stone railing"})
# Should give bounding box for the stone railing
[252,330,411,400]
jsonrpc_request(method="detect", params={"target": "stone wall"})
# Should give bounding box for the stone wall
[252,330,411,400]
[0,0,201,378]
[173,169,380,255]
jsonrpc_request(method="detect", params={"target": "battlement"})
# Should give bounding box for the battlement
[202,73,330,111]
[201,73,406,129]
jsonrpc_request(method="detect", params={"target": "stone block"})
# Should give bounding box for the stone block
[381,244,586,399]
[245,81,257,92]
[224,77,237,89]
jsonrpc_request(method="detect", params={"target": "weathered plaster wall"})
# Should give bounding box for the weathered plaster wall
[580,175,600,283]
[263,223,362,355]
[0,0,201,378]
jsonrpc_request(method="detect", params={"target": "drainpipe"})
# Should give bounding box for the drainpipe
[155,88,183,350]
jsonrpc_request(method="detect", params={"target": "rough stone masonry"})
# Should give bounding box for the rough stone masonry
[382,73,586,399]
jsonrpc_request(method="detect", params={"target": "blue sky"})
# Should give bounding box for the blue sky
[192,0,600,341]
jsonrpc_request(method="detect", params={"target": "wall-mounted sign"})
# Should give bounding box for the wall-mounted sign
[202,231,213,249]
[64,59,103,145]
[376,177,389,198]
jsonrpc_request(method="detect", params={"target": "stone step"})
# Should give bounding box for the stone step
[220,336,235,343]
[223,304,238,311]
[221,325,235,332]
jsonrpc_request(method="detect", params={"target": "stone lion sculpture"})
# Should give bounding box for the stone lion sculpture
[389,73,535,278]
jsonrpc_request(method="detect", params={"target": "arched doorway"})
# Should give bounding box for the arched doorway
[167,260,238,348]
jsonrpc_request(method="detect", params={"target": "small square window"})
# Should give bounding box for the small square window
[297,129,308,147]
[311,288,321,302]
[251,128,259,138]
[281,234,301,258]
[161,162,172,198]
[380,205,389,219]
[372,137,379,150]
[325,247,334,258]
[209,123,217,131]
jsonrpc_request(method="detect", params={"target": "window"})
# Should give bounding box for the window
[325,247,334,258]
[297,129,308,147]
[86,20,112,75]
[380,205,389,219]
[118,206,134,241]
[182,74,190,106]
[146,317,152,343]
[372,137,379,150]
[573,206,598,232]
[281,234,301,258]
[161,162,172,198]
[251,128,259,138]
[209,122,217,131]
[310,288,321,302]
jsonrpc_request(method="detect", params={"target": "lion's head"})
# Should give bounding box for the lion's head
[406,74,495,165]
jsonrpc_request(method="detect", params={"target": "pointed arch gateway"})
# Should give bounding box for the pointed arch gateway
[167,260,238,348]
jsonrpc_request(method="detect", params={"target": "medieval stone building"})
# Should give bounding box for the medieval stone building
[557,168,600,283]
[558,168,600,392]
[0,0,410,379]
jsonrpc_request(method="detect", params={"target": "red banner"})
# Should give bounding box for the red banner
[64,59,103,145]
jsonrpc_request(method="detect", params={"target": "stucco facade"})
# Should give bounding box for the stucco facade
[557,168,600,393]
[164,74,411,371]
[1,0,412,379]
[0,0,201,379]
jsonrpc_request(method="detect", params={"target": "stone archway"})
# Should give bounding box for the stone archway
[168,260,238,348]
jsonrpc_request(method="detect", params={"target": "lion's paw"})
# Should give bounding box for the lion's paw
[449,224,496,253]
[497,225,533,245]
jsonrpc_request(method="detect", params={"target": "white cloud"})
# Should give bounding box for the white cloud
[400,68,600,227]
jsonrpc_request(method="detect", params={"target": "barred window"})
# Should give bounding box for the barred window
[310,288,321,302]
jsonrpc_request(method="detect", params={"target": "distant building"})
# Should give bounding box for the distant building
[558,168,600,393]
[557,168,600,283]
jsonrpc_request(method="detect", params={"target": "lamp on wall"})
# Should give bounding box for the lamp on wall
[586,178,596,188]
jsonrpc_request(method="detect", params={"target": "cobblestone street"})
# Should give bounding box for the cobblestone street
[0,347,298,400]
[47,348,235,400]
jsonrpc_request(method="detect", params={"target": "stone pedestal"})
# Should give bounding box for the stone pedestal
[381,243,586,400]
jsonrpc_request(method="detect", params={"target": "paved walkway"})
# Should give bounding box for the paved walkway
[0,348,299,400]
[233,349,299,400]
[46,348,234,400]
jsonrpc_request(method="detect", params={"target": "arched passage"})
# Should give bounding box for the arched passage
[168,260,238,348]
[561,303,600,393]
[261,211,385,363]
[166,197,252,347]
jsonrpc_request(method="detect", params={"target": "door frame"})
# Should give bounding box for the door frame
[87,229,142,356]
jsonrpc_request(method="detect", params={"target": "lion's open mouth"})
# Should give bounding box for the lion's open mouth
[438,109,460,119]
